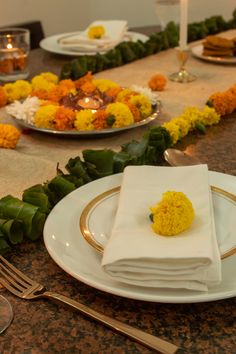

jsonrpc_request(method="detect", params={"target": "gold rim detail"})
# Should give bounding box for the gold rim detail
[80,185,236,259]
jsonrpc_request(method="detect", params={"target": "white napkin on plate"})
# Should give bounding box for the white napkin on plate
[58,20,128,52]
[102,165,222,291]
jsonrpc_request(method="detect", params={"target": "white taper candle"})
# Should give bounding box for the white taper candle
[179,0,188,49]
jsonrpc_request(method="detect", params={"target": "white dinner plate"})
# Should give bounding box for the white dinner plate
[191,44,236,64]
[40,31,148,56]
[44,171,236,303]
[80,185,236,259]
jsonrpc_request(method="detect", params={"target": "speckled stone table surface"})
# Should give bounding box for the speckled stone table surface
[0,29,236,354]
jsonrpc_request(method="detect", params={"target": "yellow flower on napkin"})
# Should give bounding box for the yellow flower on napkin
[88,25,105,39]
[150,191,194,236]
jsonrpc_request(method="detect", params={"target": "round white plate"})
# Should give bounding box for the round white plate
[80,185,236,259]
[40,31,148,56]
[44,171,236,303]
[191,44,236,64]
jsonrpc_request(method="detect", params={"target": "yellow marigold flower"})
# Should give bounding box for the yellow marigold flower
[38,72,59,84]
[181,107,203,130]
[162,121,180,145]
[34,104,58,129]
[0,86,7,107]
[200,106,220,126]
[150,191,194,236]
[129,94,152,118]
[88,25,105,39]
[105,102,134,128]
[3,80,32,103]
[116,88,136,102]
[171,117,191,138]
[74,109,95,130]
[31,75,57,93]
[93,79,119,93]
[0,123,21,148]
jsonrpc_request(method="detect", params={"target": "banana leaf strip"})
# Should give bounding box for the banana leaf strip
[0,231,10,255]
[113,151,135,173]
[60,10,236,80]
[46,175,77,204]
[82,149,115,179]
[65,156,92,183]
[22,184,52,214]
[0,219,24,244]
[0,196,45,240]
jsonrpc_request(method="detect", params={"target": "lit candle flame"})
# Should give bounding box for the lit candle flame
[6,43,13,49]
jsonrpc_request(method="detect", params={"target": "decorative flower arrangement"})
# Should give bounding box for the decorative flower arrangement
[4,72,155,132]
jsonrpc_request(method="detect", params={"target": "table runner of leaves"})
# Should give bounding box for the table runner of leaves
[60,10,236,80]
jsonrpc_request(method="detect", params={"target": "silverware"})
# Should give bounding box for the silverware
[0,256,178,354]
[163,148,236,202]
[164,148,201,167]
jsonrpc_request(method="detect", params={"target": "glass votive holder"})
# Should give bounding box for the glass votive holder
[0,28,30,82]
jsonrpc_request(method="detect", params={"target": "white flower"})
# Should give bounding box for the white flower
[131,85,159,105]
[6,96,40,125]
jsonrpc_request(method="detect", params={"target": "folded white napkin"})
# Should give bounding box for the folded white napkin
[102,165,222,291]
[58,20,128,52]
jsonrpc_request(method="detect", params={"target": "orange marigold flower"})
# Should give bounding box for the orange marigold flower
[148,74,167,91]
[208,91,236,116]
[54,106,76,130]
[30,89,50,100]
[80,81,96,94]
[0,86,7,107]
[125,102,141,122]
[0,123,21,148]
[74,72,93,89]
[59,79,76,91]
[93,109,108,130]
[106,86,123,100]
[47,86,67,103]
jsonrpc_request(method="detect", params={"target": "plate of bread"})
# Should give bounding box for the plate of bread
[191,35,236,64]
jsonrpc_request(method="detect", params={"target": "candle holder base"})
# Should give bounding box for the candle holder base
[169,68,197,83]
[0,70,29,82]
[169,48,197,83]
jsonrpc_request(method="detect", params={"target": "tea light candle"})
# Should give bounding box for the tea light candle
[179,0,188,50]
[0,28,30,81]
[77,96,102,109]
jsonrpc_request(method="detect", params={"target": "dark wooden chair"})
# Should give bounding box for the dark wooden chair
[0,21,45,49]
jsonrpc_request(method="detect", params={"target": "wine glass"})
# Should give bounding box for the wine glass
[0,287,13,333]
[155,0,180,30]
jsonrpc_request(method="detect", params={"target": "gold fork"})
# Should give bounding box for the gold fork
[0,256,178,354]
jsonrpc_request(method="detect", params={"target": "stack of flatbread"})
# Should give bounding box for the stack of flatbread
[202,35,236,57]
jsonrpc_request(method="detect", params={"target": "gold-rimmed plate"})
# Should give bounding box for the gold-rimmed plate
[80,184,236,259]
[40,31,149,56]
[44,171,236,303]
